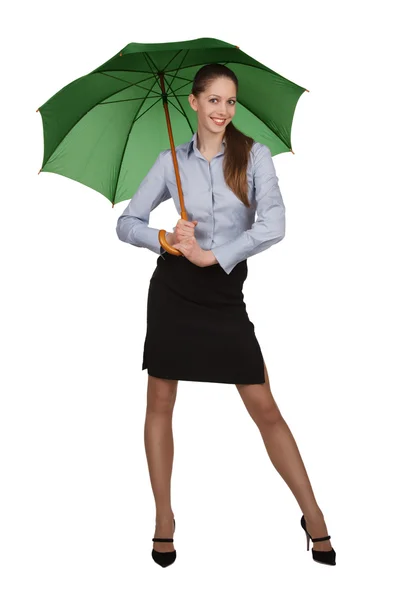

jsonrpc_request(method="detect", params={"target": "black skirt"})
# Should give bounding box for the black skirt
[142,252,265,384]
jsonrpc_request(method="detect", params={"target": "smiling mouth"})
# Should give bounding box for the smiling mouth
[211,117,226,125]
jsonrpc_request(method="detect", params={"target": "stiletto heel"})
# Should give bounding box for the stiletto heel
[305,527,311,551]
[151,517,176,568]
[300,515,336,566]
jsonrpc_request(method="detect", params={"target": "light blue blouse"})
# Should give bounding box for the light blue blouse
[116,131,286,275]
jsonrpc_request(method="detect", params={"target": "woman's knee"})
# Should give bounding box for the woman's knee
[146,375,178,413]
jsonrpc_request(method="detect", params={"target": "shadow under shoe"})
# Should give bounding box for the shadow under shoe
[300,515,336,565]
[152,517,176,568]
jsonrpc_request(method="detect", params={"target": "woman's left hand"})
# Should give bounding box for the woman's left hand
[172,237,208,268]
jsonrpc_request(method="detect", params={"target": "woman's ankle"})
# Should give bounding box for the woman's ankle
[303,507,324,522]
[155,511,174,524]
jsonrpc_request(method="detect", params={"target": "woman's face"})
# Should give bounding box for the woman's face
[189,77,237,134]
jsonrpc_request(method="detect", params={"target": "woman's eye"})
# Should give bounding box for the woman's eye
[210,99,236,104]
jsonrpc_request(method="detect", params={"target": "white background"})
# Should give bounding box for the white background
[1,0,399,597]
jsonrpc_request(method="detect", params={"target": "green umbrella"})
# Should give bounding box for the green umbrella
[37,37,308,256]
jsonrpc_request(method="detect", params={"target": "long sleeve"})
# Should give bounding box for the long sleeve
[116,151,171,255]
[210,144,286,275]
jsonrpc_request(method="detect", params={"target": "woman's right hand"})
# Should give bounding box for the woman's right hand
[167,218,198,246]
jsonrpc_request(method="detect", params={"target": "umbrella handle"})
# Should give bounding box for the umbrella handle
[158,229,182,256]
[158,203,189,256]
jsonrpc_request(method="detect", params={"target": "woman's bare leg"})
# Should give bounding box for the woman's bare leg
[144,374,178,553]
[236,362,333,551]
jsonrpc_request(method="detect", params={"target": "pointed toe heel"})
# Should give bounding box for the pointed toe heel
[151,517,176,568]
[300,515,336,566]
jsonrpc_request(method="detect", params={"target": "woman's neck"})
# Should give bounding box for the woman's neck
[196,127,225,155]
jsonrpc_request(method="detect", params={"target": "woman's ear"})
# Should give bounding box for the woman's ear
[188,94,197,111]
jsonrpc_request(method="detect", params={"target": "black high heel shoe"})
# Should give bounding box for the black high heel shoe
[300,515,336,566]
[152,517,176,568]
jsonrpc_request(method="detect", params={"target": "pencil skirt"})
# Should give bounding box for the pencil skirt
[141,251,265,384]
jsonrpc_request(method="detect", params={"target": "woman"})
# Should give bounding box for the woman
[116,64,336,568]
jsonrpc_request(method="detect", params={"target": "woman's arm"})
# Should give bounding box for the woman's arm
[210,144,286,274]
[116,151,171,255]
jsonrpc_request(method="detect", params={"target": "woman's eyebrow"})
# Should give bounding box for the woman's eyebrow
[208,94,237,99]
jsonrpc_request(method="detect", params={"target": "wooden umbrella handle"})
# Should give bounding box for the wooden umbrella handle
[158,228,181,256]
[158,72,191,257]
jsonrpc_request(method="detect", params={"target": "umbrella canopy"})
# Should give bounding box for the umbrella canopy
[37,37,308,209]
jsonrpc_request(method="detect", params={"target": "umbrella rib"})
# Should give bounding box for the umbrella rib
[98,67,191,91]
[160,49,188,77]
[142,53,160,86]
[164,60,278,77]
[97,73,167,105]
[157,64,230,88]
[164,78,194,137]
[168,80,192,94]
[161,50,190,94]
[97,71,156,88]
[143,49,190,84]
[100,96,164,104]
[130,97,164,122]
[164,97,188,120]
[111,77,160,205]
[141,51,194,134]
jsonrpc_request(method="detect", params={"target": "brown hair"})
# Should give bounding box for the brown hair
[191,63,254,207]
